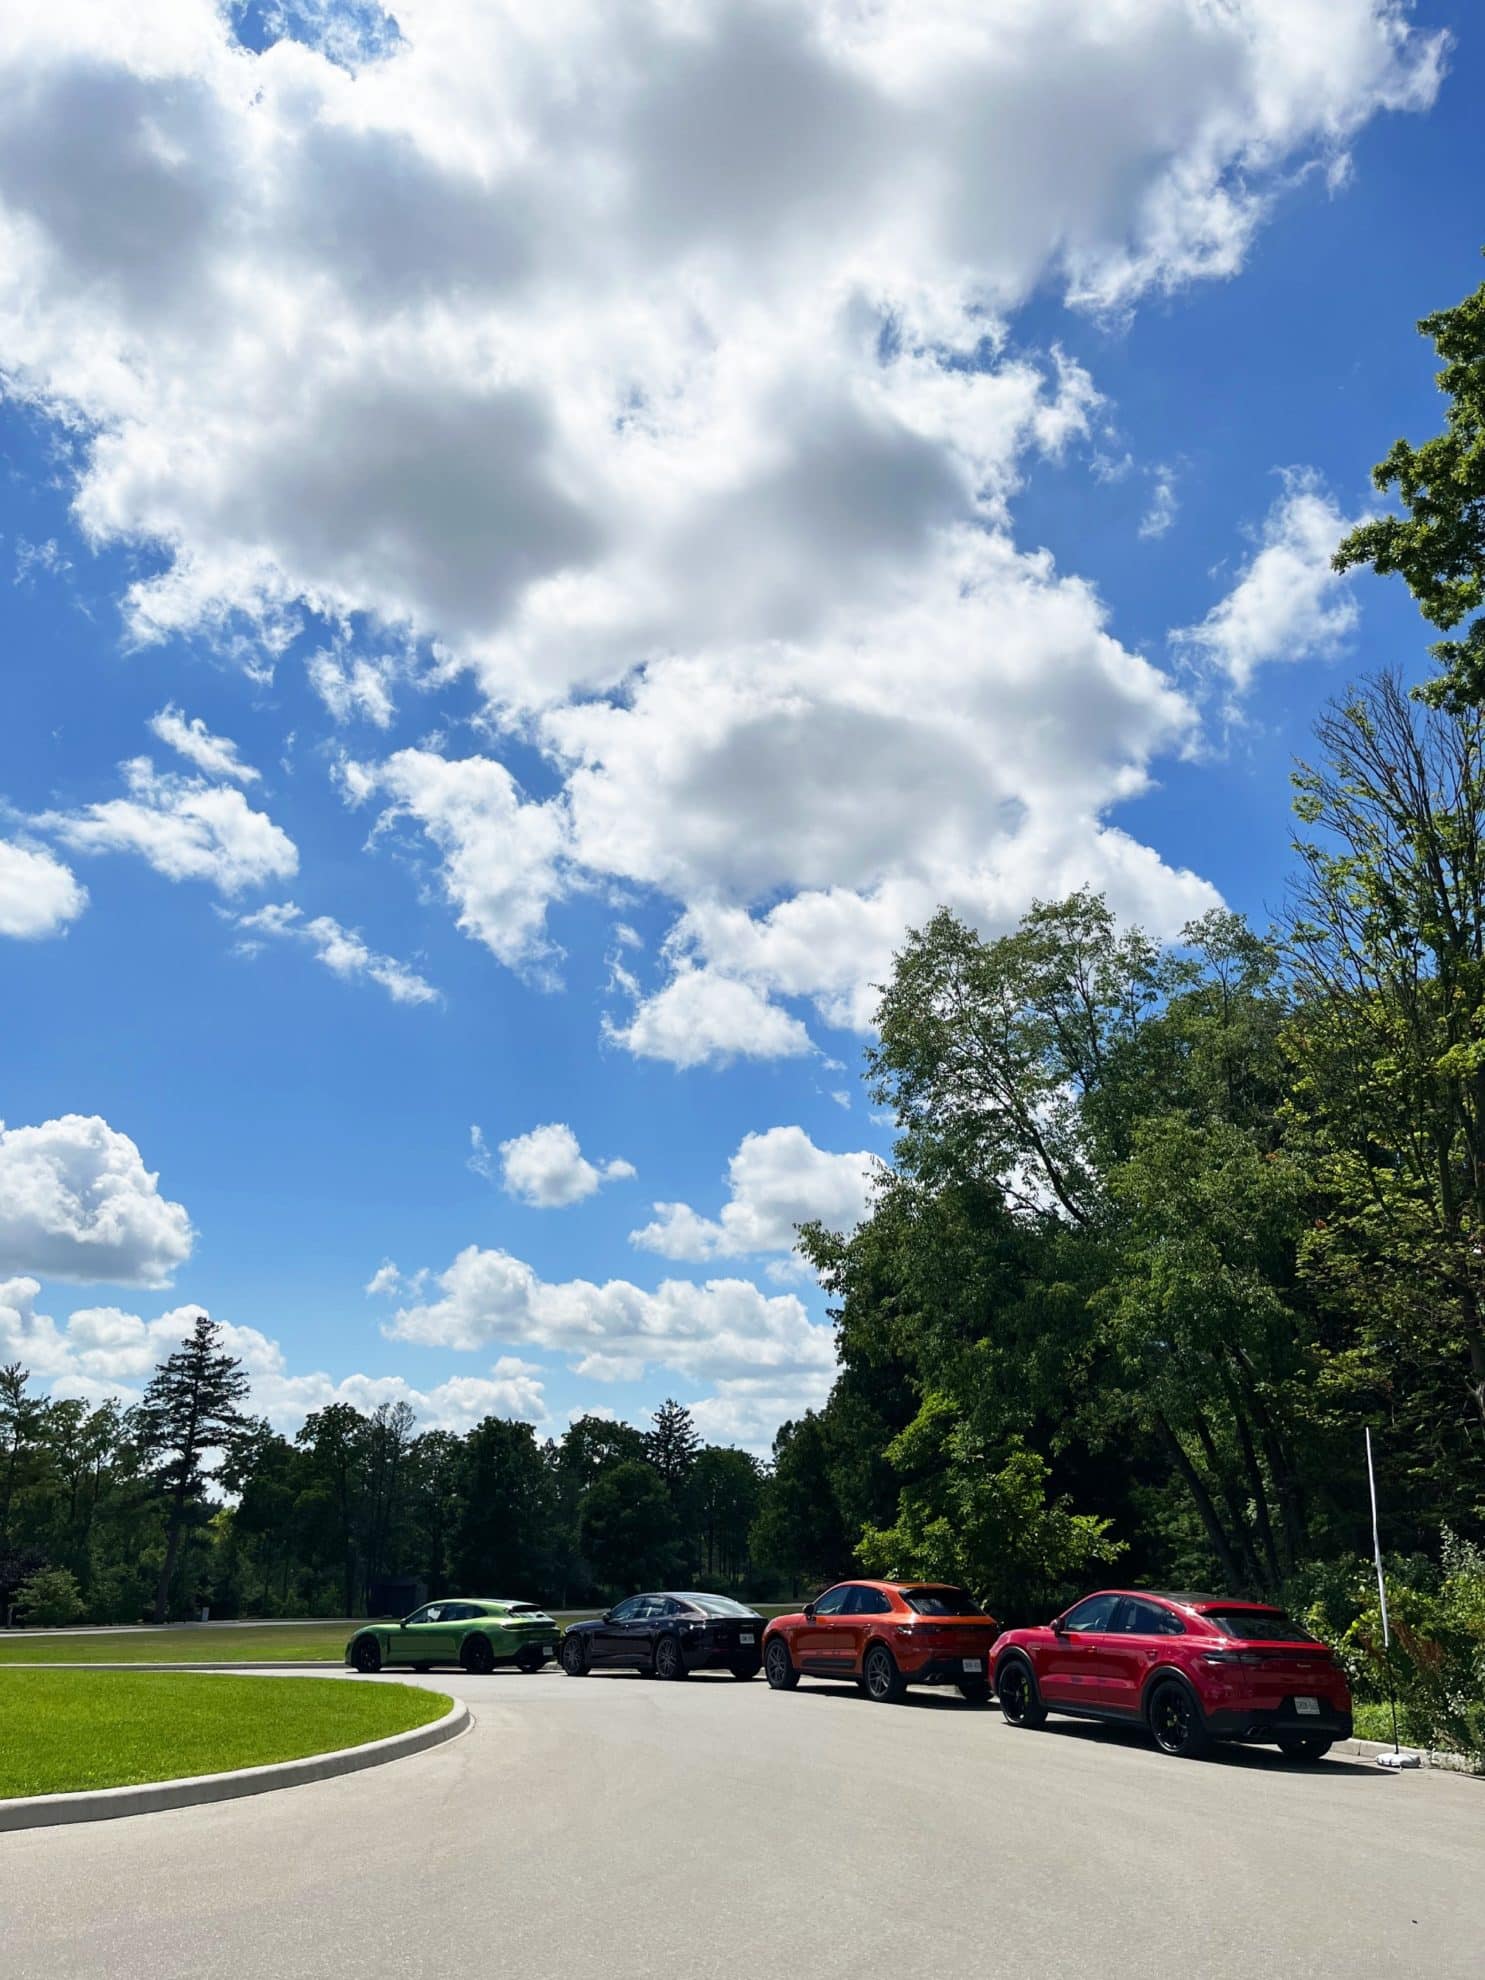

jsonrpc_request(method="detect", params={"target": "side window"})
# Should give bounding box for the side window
[422,1604,445,1624]
[1061,1593,1119,1634]
[447,1603,478,1623]
[812,1585,851,1617]
[1114,1598,1173,1635]
[609,1597,642,1623]
[855,1588,892,1614]
[403,1606,431,1626]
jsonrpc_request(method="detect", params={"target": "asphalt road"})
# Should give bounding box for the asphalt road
[3,1667,1481,1979]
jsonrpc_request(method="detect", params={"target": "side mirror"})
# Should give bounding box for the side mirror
[601,1610,613,1623]
[1052,1615,1069,1635]
[803,1603,817,1622]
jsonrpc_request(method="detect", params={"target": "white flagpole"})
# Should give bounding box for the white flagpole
[1365,1427,1410,1764]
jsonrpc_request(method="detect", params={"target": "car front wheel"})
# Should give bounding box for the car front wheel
[764,1638,799,1690]
[515,1647,545,1673]
[350,1636,382,1675]
[996,1656,1046,1728]
[560,1635,589,1677]
[862,1643,906,1704]
[957,1678,991,1705]
[654,1635,687,1681]
[1276,1734,1333,1763]
[729,1662,760,1681]
[460,1634,496,1675]
[1148,1679,1211,1759]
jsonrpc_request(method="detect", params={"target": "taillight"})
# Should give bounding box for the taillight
[1200,1650,1264,1668]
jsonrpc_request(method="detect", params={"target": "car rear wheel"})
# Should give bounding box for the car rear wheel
[863,1643,906,1704]
[764,1638,799,1690]
[653,1634,687,1680]
[1276,1734,1332,1763]
[1148,1679,1211,1759]
[515,1647,545,1673]
[560,1635,589,1677]
[350,1636,382,1675]
[460,1634,496,1675]
[996,1656,1046,1727]
[729,1662,760,1681]
[957,1678,991,1705]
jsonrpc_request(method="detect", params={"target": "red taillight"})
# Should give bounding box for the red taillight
[1201,1650,1265,1668]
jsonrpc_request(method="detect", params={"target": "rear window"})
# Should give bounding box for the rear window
[680,1594,756,1618]
[1203,1608,1317,1643]
[902,1586,980,1616]
[509,1604,547,1616]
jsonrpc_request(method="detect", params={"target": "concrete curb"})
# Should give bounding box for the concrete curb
[0,1691,470,1833]
[0,1660,345,1672]
[1336,1734,1479,1776]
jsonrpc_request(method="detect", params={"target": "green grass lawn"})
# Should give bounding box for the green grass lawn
[0,1602,803,1665]
[0,1671,451,1798]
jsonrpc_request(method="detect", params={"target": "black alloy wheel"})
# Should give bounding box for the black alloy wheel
[957,1678,991,1705]
[561,1634,589,1677]
[351,1636,382,1675]
[460,1634,496,1675]
[515,1647,545,1673]
[764,1638,799,1690]
[863,1643,906,1704]
[1276,1734,1333,1763]
[996,1657,1046,1728]
[729,1662,760,1681]
[654,1634,687,1681]
[1148,1679,1210,1759]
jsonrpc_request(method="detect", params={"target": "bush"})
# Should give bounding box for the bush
[16,1566,87,1629]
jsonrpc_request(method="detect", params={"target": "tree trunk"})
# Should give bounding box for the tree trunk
[153,1483,188,1624]
[1189,1410,1266,1593]
[1217,1368,1283,1589]
[1154,1413,1243,1592]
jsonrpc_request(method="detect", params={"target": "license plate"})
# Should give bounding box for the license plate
[544,1645,555,1656]
[739,1633,755,1645]
[961,1658,981,1672]
[1294,1696,1320,1716]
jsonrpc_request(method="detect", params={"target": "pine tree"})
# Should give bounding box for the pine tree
[138,1315,249,1623]
[645,1398,699,1499]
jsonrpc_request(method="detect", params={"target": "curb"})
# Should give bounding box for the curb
[0,1661,345,1672]
[0,1691,470,1833]
[1336,1734,1479,1777]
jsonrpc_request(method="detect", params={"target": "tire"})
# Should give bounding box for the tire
[653,1634,688,1681]
[996,1655,1046,1728]
[1148,1679,1211,1759]
[350,1635,382,1675]
[560,1634,589,1677]
[460,1634,496,1675]
[764,1638,799,1690]
[957,1678,991,1705]
[515,1647,546,1673]
[1276,1734,1333,1763]
[862,1642,907,1704]
[729,1662,760,1682]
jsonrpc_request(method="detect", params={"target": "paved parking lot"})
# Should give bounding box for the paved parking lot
[4,1666,1481,1979]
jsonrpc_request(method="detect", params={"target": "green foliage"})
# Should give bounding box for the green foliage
[15,1564,85,1627]
[578,1460,680,1593]
[1334,260,1485,708]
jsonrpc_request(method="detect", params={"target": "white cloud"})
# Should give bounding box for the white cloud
[0,1114,193,1288]
[39,755,297,895]
[0,1282,545,1432]
[1139,468,1179,540]
[1174,470,1364,689]
[0,4,1441,1053]
[232,899,438,1004]
[148,705,260,783]
[632,1126,879,1263]
[491,1121,635,1209]
[0,837,87,938]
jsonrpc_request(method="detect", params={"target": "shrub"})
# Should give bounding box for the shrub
[15,1566,87,1629]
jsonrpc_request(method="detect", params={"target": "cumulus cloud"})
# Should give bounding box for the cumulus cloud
[0,1281,544,1431]
[632,1126,880,1264]
[487,1122,635,1209]
[1174,470,1365,688]
[0,837,87,938]
[38,755,297,895]
[148,705,260,783]
[232,899,438,1004]
[0,1114,193,1287]
[0,3,1442,1053]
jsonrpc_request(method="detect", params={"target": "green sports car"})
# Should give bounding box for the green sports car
[345,1599,561,1675]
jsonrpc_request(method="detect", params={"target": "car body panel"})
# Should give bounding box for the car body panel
[563,1591,764,1674]
[991,1589,1353,1752]
[763,1580,999,1695]
[345,1597,559,1672]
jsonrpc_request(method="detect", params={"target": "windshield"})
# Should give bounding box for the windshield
[903,1586,980,1616]
[1203,1608,1318,1643]
[680,1594,757,1617]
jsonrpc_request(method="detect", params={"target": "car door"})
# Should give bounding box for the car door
[1038,1592,1121,1706]
[844,1586,892,1672]
[388,1602,451,1666]
[1102,1597,1186,1715]
[795,1584,855,1674]
[591,1595,644,1665]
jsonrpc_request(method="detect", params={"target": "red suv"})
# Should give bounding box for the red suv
[991,1589,1353,1761]
[763,1580,999,1703]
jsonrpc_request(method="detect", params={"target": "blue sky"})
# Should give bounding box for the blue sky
[0,0,1478,1451]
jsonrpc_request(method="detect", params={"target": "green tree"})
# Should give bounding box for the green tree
[0,1364,49,1546]
[749,1414,854,1590]
[578,1459,679,1593]
[645,1398,700,1499]
[137,1315,250,1623]
[1334,260,1485,708]
[15,1564,85,1627]
[452,1417,554,1596]
[686,1446,762,1583]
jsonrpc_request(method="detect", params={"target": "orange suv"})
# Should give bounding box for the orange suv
[762,1579,999,1703]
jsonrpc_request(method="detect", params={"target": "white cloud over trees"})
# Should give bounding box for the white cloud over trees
[0,1114,193,1287]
